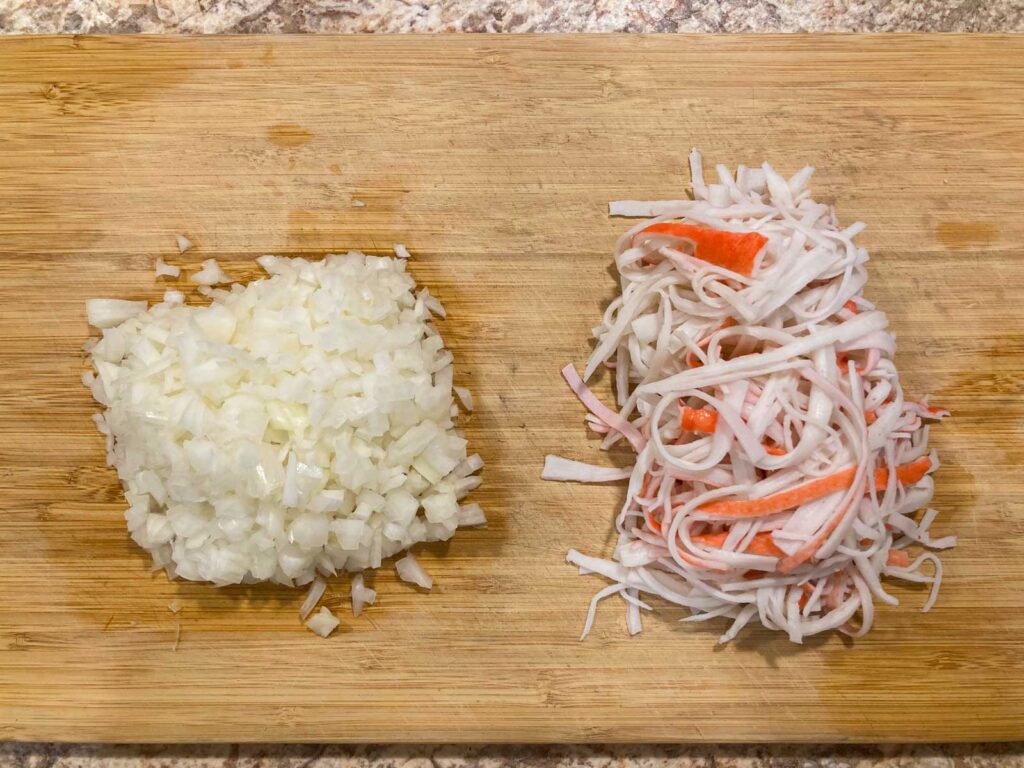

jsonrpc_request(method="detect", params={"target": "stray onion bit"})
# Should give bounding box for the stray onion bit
[299,576,326,621]
[172,623,182,650]
[453,386,473,412]
[155,258,181,279]
[350,572,377,617]
[167,600,182,614]
[176,234,193,254]
[85,299,147,330]
[191,258,232,286]
[395,553,432,589]
[417,288,446,319]
[352,200,366,208]
[456,502,487,528]
[84,252,483,589]
[393,244,412,260]
[306,606,340,637]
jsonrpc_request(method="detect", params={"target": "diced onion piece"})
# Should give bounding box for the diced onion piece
[192,258,232,286]
[167,600,182,613]
[86,299,147,329]
[461,454,484,476]
[176,234,193,253]
[352,200,365,208]
[457,503,487,527]
[306,606,340,638]
[395,553,432,589]
[453,386,473,412]
[155,258,181,279]
[418,288,446,318]
[350,572,377,617]
[393,244,411,259]
[298,576,326,621]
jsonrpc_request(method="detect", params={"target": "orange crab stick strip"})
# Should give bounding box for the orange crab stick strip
[692,530,786,558]
[685,317,738,368]
[639,222,767,277]
[698,456,933,519]
[681,409,792,457]
[680,406,719,433]
[886,549,911,568]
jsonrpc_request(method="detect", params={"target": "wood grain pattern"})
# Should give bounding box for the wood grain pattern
[0,34,1022,744]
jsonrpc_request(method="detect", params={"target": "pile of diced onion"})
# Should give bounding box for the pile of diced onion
[84,251,484,626]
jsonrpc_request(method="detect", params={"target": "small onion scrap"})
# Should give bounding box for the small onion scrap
[395,553,433,589]
[546,150,954,644]
[155,258,181,279]
[350,572,377,616]
[299,576,327,621]
[306,606,340,638]
[192,258,232,286]
[175,234,193,254]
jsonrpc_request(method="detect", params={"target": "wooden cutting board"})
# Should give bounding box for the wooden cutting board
[1,34,1022,744]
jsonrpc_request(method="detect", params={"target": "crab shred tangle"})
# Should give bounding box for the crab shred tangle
[548,150,954,644]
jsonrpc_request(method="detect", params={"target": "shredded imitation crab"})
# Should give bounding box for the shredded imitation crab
[543,150,954,644]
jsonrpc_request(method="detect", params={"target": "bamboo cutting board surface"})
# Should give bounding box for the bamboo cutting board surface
[0,35,1022,744]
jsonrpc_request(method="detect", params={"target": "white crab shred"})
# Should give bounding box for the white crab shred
[541,455,632,483]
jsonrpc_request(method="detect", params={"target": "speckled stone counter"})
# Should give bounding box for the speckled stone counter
[3,743,1024,768]
[1,0,1022,33]
[1,1,1022,766]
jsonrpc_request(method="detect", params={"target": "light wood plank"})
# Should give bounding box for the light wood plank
[0,34,1022,743]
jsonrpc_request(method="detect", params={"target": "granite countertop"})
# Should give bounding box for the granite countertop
[1,0,1022,33]
[4,743,1024,768]
[1,1,1022,766]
